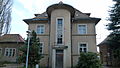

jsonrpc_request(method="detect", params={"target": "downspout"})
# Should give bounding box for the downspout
[48,18,51,68]
[71,18,73,68]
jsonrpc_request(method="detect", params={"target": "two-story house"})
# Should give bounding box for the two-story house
[23,2,100,68]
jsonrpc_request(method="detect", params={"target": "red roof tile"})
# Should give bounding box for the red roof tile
[0,34,25,43]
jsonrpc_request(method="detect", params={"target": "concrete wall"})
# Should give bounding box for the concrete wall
[29,22,49,67]
[72,22,96,35]
[72,21,97,66]
[29,22,49,35]
[29,22,50,54]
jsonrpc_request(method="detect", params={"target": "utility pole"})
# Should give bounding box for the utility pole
[26,30,31,68]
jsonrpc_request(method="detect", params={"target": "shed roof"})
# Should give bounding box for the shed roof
[97,36,111,46]
[97,34,120,46]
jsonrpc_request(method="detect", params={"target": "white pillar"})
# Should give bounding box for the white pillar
[52,49,56,68]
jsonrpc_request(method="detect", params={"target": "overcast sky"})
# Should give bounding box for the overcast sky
[10,0,114,44]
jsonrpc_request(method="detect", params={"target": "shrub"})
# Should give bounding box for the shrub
[76,52,101,68]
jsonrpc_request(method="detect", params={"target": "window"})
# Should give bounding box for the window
[5,48,16,57]
[0,48,2,55]
[79,43,87,53]
[56,18,64,44]
[37,25,45,34]
[78,24,87,34]
[39,43,44,54]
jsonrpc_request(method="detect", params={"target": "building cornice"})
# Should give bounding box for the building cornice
[73,17,101,25]
[37,34,49,36]
[72,34,96,36]
[23,18,48,24]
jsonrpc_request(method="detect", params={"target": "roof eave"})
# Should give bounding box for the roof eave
[23,19,29,24]
[23,18,48,24]
[0,42,25,43]
[73,18,101,25]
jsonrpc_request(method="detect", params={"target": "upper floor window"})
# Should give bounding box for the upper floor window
[0,48,2,55]
[78,24,87,34]
[39,42,44,54]
[79,43,88,53]
[5,48,16,57]
[37,25,45,34]
[56,18,64,44]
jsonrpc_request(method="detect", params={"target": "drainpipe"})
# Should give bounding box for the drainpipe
[48,18,51,68]
[71,18,73,68]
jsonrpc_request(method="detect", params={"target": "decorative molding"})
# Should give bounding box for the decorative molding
[71,54,80,56]
[37,34,49,36]
[52,45,68,49]
[72,34,96,36]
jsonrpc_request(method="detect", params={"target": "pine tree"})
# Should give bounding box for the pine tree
[108,0,120,33]
[18,30,43,68]
[107,0,120,51]
[107,0,120,66]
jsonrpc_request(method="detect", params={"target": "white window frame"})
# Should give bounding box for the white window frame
[4,48,16,57]
[0,48,2,55]
[78,42,88,54]
[39,42,44,54]
[36,24,45,34]
[56,17,64,45]
[77,24,87,34]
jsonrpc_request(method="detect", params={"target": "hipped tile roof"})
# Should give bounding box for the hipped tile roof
[23,2,101,25]
[0,34,25,43]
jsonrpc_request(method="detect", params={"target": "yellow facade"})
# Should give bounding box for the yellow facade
[23,2,100,68]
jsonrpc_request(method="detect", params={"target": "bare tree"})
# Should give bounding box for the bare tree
[0,0,12,35]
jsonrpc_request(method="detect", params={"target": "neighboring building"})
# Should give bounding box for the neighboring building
[0,34,25,62]
[23,2,101,68]
[98,35,120,66]
[98,36,112,66]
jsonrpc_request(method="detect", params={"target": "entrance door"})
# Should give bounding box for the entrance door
[56,50,63,68]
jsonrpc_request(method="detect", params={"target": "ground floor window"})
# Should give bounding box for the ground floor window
[5,48,16,57]
[79,43,88,53]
